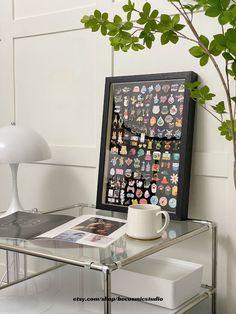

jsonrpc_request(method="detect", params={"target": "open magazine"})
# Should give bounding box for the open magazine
[36,215,127,248]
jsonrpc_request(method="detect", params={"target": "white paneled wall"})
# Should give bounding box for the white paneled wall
[0,0,235,313]
[13,0,92,18]
[0,0,112,212]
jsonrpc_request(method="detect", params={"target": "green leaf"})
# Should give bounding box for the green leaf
[123,4,130,12]
[110,36,121,45]
[132,36,139,43]
[187,82,216,105]
[113,15,122,25]
[102,13,108,20]
[143,2,151,16]
[174,24,185,31]
[131,43,139,51]
[172,14,180,25]
[144,20,157,31]
[218,11,231,24]
[201,85,210,94]
[81,15,90,24]
[150,9,159,19]
[200,54,209,66]
[114,15,122,25]
[214,34,227,47]
[226,29,236,42]
[161,14,172,25]
[122,21,133,30]
[161,32,170,45]
[84,21,90,28]
[232,5,236,19]
[227,69,235,77]
[94,10,101,19]
[189,46,205,58]
[101,25,107,36]
[127,11,132,21]
[136,44,145,50]
[208,0,220,6]
[88,18,98,27]
[222,51,234,60]
[146,38,153,48]
[206,93,216,100]
[139,31,146,39]
[91,24,100,32]
[218,120,235,141]
[170,33,179,44]
[120,31,131,39]
[113,45,120,51]
[185,81,201,90]
[227,41,236,56]
[231,96,236,103]
[137,18,147,25]
[212,101,227,114]
[121,44,131,52]
[106,23,118,31]
[205,6,221,17]
[199,35,209,48]
[220,0,230,10]
[209,39,224,55]
[232,61,236,76]
[183,4,202,12]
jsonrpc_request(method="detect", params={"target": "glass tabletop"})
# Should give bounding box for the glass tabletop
[0,205,210,271]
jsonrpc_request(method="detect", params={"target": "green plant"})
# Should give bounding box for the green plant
[81,0,236,187]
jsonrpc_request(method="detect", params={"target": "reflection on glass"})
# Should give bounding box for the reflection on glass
[0,206,208,269]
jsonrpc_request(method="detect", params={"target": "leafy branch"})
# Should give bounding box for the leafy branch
[81,0,236,159]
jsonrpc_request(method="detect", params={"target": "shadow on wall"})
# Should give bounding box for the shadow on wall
[188,174,209,220]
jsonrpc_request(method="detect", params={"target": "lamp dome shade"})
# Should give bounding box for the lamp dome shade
[0,125,51,163]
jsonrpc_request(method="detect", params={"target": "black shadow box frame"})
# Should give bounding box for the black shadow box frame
[96,71,198,220]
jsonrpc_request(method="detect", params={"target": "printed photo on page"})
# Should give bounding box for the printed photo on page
[36,215,127,248]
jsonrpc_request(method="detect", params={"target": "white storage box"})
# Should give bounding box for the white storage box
[111,256,203,309]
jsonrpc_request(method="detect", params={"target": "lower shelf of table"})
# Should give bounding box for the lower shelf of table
[0,264,212,314]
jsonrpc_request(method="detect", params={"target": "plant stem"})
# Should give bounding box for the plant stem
[175,32,199,44]
[201,106,223,123]
[234,160,236,189]
[131,28,143,36]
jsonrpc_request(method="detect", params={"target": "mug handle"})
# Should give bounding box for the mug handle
[156,210,170,234]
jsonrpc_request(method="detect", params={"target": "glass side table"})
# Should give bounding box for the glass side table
[0,204,217,314]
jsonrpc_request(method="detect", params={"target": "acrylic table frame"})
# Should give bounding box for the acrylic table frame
[0,204,217,314]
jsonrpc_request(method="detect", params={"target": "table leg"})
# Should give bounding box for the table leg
[6,251,20,282]
[103,266,111,314]
[6,250,27,283]
[211,223,217,314]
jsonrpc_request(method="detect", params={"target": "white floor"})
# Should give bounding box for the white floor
[0,265,211,314]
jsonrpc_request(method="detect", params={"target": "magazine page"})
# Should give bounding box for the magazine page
[0,211,74,240]
[36,215,127,248]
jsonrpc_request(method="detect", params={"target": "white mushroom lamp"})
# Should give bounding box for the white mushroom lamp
[0,124,51,216]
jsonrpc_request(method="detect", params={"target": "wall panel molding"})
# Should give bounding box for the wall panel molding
[0,0,15,126]
[40,145,97,168]
[13,0,96,20]
[9,2,112,167]
[12,7,93,38]
[192,152,229,178]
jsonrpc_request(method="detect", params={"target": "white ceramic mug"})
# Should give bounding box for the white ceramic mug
[126,204,170,240]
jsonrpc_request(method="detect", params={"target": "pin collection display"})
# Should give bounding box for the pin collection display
[105,79,185,212]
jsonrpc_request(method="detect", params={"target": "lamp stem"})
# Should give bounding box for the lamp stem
[7,163,24,215]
